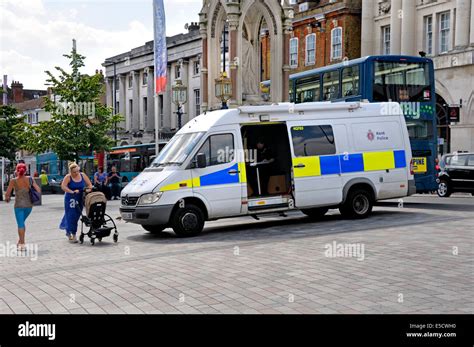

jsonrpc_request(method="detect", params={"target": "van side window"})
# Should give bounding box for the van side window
[195,133,234,167]
[291,125,336,157]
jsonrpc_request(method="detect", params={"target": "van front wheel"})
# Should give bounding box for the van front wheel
[340,189,373,219]
[171,204,204,237]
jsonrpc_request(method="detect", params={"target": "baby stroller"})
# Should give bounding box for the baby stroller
[79,189,119,245]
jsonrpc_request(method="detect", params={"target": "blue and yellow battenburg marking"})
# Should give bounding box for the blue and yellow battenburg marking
[293,150,407,178]
[160,163,243,192]
[160,150,407,191]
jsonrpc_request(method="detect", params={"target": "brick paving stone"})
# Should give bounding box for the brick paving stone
[0,195,472,314]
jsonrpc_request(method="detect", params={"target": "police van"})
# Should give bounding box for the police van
[120,102,415,237]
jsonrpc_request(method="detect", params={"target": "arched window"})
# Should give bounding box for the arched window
[305,34,316,66]
[289,38,298,68]
[331,27,343,61]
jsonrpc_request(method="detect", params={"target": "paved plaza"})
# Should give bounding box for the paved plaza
[0,194,473,314]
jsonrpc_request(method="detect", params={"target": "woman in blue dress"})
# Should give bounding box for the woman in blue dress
[60,163,93,243]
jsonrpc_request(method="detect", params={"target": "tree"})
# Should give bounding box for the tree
[0,91,23,161]
[18,43,122,163]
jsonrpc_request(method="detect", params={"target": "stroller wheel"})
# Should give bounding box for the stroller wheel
[113,234,118,243]
[79,235,84,244]
[98,238,102,242]
[91,238,95,246]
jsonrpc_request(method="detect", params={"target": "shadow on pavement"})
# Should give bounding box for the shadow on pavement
[377,201,474,212]
[126,209,435,245]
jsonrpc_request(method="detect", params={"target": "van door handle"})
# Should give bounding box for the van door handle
[228,170,240,175]
[294,164,306,169]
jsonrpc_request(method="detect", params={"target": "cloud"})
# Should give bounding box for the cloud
[0,0,201,90]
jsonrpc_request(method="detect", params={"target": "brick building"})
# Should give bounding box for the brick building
[260,0,362,80]
[0,80,47,106]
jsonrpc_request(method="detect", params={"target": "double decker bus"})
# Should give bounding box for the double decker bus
[262,55,438,193]
[106,142,168,184]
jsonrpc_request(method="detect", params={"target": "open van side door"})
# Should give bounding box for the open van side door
[287,121,344,208]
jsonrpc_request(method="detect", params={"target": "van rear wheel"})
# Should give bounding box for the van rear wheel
[142,225,166,234]
[302,207,329,219]
[171,204,204,237]
[339,189,373,219]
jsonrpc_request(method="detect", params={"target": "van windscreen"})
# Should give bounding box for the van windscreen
[151,132,204,167]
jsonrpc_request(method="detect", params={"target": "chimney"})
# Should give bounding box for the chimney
[188,22,200,33]
[11,80,24,103]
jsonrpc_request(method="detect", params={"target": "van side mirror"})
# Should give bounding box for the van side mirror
[196,153,207,169]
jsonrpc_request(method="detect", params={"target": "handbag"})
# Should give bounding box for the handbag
[29,177,41,205]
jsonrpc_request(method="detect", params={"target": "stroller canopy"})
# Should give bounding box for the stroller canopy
[85,191,107,216]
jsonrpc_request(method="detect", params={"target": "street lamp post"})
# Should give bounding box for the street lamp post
[215,72,232,109]
[172,79,187,129]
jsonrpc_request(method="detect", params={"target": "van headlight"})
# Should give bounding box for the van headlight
[138,192,163,205]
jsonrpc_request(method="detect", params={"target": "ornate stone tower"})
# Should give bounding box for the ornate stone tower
[199,0,293,110]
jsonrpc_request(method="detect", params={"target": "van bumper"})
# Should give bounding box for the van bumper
[408,179,417,196]
[120,204,174,226]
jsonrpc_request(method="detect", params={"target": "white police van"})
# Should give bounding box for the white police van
[120,102,415,237]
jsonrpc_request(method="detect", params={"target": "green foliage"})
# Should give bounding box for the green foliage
[0,101,24,161]
[18,44,123,162]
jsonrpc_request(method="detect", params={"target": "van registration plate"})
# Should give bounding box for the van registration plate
[121,212,133,220]
[412,157,427,173]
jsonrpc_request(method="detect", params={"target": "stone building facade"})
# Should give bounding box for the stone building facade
[361,0,474,153]
[102,24,202,146]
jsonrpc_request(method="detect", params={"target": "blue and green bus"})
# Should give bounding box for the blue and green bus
[263,55,438,193]
[106,142,168,184]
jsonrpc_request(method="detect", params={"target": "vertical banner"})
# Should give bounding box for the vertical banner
[154,0,167,94]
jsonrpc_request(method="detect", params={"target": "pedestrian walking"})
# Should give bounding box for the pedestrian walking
[4,163,41,251]
[60,163,93,243]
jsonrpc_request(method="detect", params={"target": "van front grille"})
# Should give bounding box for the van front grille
[122,196,139,206]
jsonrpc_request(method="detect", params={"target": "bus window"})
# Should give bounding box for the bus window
[296,75,321,103]
[406,120,434,140]
[342,65,360,97]
[373,61,431,102]
[323,71,340,101]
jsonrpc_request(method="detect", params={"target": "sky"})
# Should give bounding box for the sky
[0,0,202,90]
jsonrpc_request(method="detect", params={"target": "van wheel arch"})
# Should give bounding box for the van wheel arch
[342,179,377,204]
[171,197,209,221]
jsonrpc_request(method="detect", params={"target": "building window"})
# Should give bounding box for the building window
[143,97,148,129]
[115,101,119,114]
[331,27,342,60]
[116,77,120,91]
[289,38,298,68]
[128,74,133,88]
[382,26,391,55]
[439,12,450,53]
[305,34,316,65]
[175,65,181,79]
[142,72,148,85]
[194,89,201,117]
[424,16,433,55]
[129,100,133,126]
[193,60,200,75]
